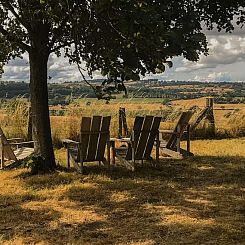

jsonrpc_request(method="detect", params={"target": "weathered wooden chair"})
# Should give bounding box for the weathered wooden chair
[159,111,193,159]
[110,116,162,171]
[62,116,111,173]
[0,127,34,169]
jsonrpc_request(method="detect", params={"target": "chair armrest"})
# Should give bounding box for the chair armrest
[159,130,178,135]
[7,138,24,142]
[9,141,34,146]
[110,137,131,143]
[62,139,79,146]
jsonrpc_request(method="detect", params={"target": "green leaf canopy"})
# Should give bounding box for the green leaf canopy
[0,0,244,81]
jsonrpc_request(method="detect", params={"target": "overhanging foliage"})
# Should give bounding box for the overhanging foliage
[1,0,244,98]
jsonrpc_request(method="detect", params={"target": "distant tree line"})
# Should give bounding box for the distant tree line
[0,80,244,104]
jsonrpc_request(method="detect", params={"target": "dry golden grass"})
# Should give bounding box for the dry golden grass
[49,98,245,141]
[0,138,245,244]
[1,97,244,144]
[171,97,245,138]
[0,99,29,139]
[49,99,244,143]
[190,138,245,157]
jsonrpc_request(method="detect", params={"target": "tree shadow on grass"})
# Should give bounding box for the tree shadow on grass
[0,155,244,244]
[63,155,245,244]
[0,191,108,244]
[0,193,58,243]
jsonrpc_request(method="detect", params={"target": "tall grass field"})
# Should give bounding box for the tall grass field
[0,97,244,146]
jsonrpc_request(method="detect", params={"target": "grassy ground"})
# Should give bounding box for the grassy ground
[0,138,245,245]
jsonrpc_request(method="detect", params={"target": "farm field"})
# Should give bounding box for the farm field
[1,80,244,104]
[0,138,244,244]
[0,97,244,145]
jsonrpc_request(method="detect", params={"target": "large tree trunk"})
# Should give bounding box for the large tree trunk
[27,104,32,141]
[29,48,56,169]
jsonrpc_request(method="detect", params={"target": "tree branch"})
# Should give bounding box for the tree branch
[49,21,70,49]
[49,4,77,49]
[76,62,97,93]
[50,40,74,53]
[0,25,30,51]
[0,1,31,32]
[107,11,127,40]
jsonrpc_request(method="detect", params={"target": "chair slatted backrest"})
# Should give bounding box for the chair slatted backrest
[144,117,162,157]
[126,116,161,160]
[97,116,111,159]
[166,111,193,150]
[0,127,17,161]
[79,116,111,162]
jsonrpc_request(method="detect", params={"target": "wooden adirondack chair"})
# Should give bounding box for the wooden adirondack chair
[159,111,193,159]
[0,127,34,169]
[62,116,111,173]
[111,116,162,171]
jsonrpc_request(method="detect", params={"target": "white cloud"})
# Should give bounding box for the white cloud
[172,34,245,81]
[208,72,232,82]
[178,35,245,71]
[1,30,245,82]
[1,53,30,80]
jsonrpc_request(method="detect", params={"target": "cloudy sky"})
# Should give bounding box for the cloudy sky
[1,27,245,82]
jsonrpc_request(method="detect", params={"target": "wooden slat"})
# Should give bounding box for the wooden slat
[68,147,79,162]
[80,117,92,161]
[160,140,168,148]
[96,116,111,160]
[135,116,153,159]
[190,107,209,132]
[115,154,135,171]
[144,117,161,158]
[166,111,193,149]
[14,147,34,160]
[125,116,144,160]
[62,139,79,145]
[86,116,102,161]
[118,108,123,138]
[160,148,184,159]
[67,148,82,173]
[0,127,17,161]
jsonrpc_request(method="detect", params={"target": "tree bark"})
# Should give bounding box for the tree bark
[27,104,32,141]
[29,48,56,169]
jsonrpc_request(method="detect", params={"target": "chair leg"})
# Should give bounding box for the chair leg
[107,140,110,169]
[66,148,70,169]
[0,137,4,169]
[0,154,4,169]
[0,150,4,169]
[176,125,181,153]
[155,134,160,167]
[80,161,83,174]
[72,160,82,173]
[131,132,135,166]
[116,154,135,171]
[111,141,116,166]
[186,124,191,155]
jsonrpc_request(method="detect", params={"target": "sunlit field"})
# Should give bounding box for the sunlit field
[1,97,245,146]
